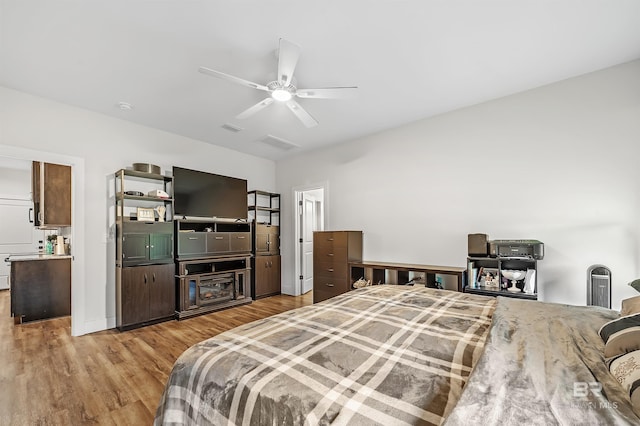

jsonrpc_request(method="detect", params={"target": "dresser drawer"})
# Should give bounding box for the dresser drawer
[314,260,347,278]
[313,246,348,264]
[314,288,342,304]
[314,232,348,251]
[314,272,349,289]
[313,279,347,301]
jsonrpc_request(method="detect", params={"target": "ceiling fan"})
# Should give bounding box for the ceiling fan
[198,38,357,128]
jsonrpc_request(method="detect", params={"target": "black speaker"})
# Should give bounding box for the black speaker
[468,233,488,256]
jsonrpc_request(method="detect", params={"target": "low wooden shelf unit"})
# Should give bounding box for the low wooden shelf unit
[349,261,466,291]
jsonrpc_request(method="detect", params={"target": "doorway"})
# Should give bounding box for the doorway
[0,158,43,290]
[0,145,85,336]
[294,185,325,296]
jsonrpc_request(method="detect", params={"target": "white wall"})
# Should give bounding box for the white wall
[277,60,640,309]
[0,87,276,334]
[0,160,31,199]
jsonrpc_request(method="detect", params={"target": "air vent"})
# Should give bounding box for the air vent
[221,123,243,133]
[258,135,300,150]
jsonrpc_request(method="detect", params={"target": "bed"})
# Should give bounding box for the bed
[155,285,640,425]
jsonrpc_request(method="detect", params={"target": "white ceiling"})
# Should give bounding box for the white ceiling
[2,1,639,161]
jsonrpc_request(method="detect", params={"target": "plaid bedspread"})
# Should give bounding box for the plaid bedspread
[155,285,496,426]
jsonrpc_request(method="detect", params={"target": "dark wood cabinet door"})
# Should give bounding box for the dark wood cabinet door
[47,258,72,319]
[122,234,149,264]
[267,255,281,295]
[255,224,279,255]
[32,161,72,227]
[31,161,41,207]
[148,264,176,320]
[42,162,72,227]
[254,256,270,298]
[121,266,150,326]
[254,255,281,298]
[150,233,173,261]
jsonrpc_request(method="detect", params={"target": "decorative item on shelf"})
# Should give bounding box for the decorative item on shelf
[478,267,500,288]
[352,277,371,289]
[132,163,161,174]
[136,207,155,222]
[148,189,169,199]
[524,269,536,294]
[502,269,527,293]
[155,205,166,222]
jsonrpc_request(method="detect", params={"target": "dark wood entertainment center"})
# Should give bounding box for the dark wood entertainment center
[174,219,252,319]
[114,166,254,330]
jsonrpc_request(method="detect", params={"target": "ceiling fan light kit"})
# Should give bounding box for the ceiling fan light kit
[270,86,294,102]
[199,38,357,128]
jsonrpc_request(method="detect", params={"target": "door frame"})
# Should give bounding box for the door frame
[293,182,327,296]
[0,144,86,336]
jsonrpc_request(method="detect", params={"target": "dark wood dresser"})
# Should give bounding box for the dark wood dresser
[313,230,363,303]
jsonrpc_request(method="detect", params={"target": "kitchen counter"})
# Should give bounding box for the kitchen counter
[5,253,72,262]
[9,256,71,323]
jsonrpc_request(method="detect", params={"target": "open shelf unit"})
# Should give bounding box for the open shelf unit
[248,190,281,299]
[114,168,175,331]
[465,256,538,300]
[349,261,466,292]
[248,190,280,225]
[115,169,173,223]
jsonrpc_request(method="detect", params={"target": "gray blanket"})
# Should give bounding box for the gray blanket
[444,297,640,425]
[155,285,496,425]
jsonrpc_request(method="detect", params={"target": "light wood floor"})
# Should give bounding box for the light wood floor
[0,290,312,425]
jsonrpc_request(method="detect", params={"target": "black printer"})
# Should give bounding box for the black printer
[488,239,544,260]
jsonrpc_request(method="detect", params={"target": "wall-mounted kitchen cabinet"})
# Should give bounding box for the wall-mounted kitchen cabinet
[32,162,72,228]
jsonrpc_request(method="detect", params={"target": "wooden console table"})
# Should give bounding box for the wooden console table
[349,261,466,292]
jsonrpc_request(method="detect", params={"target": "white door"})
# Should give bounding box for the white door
[0,199,43,289]
[301,193,317,294]
[299,189,325,295]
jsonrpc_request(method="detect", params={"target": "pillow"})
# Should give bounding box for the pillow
[599,314,640,358]
[622,296,640,316]
[629,279,640,293]
[609,350,640,417]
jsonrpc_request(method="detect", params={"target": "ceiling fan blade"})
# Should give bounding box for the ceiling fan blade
[236,97,274,119]
[296,86,358,99]
[277,39,301,86]
[286,99,318,128]
[199,66,269,92]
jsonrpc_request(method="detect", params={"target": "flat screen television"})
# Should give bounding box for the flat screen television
[173,166,248,220]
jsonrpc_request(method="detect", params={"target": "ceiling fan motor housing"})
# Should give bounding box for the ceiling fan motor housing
[268,81,296,101]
